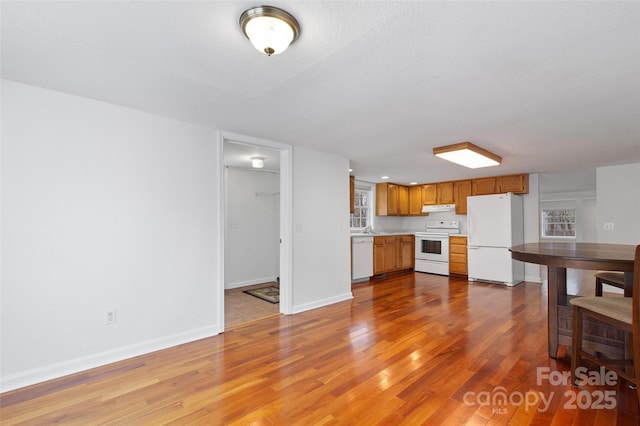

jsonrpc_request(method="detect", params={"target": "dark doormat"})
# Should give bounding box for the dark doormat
[243,286,279,304]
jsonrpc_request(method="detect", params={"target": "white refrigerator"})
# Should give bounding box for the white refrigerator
[467,193,524,286]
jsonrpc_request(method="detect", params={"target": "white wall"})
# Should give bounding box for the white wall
[583,198,598,243]
[539,191,597,243]
[224,168,279,288]
[539,169,598,244]
[1,81,222,390]
[539,169,597,193]
[522,173,542,282]
[1,81,355,391]
[291,147,352,312]
[596,163,640,244]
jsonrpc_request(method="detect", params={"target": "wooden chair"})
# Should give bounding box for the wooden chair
[595,271,627,296]
[570,245,640,404]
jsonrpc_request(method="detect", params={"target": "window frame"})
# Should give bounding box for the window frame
[541,207,577,240]
[350,183,373,231]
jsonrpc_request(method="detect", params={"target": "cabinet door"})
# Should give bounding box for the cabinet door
[376,182,399,216]
[409,185,424,215]
[497,174,529,194]
[376,183,388,216]
[453,180,472,214]
[437,182,454,204]
[387,184,400,215]
[472,177,497,195]
[384,237,397,271]
[398,185,409,215]
[398,236,415,269]
[373,237,386,274]
[422,184,437,205]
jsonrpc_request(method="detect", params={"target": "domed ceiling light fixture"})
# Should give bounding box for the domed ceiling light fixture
[251,157,265,168]
[240,6,300,56]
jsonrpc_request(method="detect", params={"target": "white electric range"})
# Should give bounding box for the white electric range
[414,220,460,275]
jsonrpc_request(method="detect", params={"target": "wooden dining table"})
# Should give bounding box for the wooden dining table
[509,242,636,359]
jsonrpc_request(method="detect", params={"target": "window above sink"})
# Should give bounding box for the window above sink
[350,182,373,231]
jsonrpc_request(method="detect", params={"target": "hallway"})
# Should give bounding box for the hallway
[224,282,280,328]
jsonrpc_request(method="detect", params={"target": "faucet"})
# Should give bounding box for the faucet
[364,225,372,234]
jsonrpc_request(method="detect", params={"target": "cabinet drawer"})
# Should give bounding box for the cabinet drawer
[450,253,467,264]
[450,244,467,255]
[449,236,467,244]
[450,262,467,274]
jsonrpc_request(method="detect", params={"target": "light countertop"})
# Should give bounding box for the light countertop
[350,232,416,237]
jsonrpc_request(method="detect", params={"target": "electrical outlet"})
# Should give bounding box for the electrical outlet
[604,223,615,231]
[105,310,117,325]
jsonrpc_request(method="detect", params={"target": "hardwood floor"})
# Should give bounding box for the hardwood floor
[1,271,638,425]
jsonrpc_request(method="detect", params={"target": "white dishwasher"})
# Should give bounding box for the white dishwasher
[351,236,373,282]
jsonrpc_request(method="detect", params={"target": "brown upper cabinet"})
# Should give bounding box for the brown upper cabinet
[496,174,529,194]
[453,180,472,214]
[437,182,454,204]
[422,182,454,205]
[377,183,406,216]
[408,185,424,215]
[472,174,528,195]
[398,185,409,216]
[387,183,400,215]
[471,177,497,195]
[376,173,528,216]
[421,184,437,205]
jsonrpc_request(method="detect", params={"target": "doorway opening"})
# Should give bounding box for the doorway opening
[218,132,292,330]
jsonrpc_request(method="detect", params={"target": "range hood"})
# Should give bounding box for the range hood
[421,204,456,213]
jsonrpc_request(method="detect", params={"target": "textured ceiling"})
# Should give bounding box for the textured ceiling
[2,1,639,185]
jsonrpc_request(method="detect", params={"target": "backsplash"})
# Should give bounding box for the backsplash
[373,211,468,235]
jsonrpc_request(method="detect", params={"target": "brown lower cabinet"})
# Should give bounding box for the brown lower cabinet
[449,235,468,276]
[374,235,415,275]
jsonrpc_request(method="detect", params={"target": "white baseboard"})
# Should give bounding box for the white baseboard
[225,276,277,290]
[0,324,221,393]
[291,292,353,314]
[524,274,543,283]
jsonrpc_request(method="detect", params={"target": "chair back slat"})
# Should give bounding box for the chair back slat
[632,245,640,406]
[633,245,640,328]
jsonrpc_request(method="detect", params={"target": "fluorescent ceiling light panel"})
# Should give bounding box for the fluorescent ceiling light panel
[433,142,502,169]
